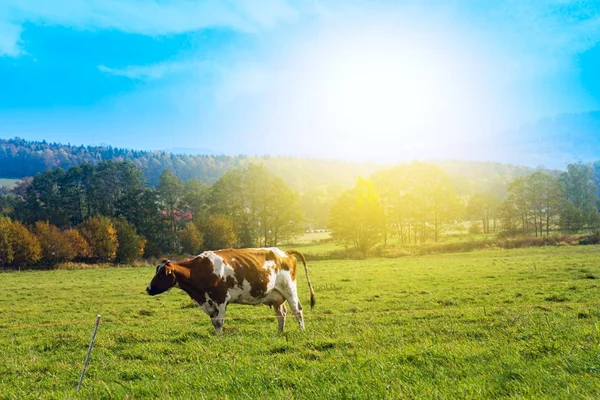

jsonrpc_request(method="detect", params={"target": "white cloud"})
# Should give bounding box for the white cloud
[0,0,299,56]
[0,22,22,57]
[234,0,298,29]
[98,61,207,80]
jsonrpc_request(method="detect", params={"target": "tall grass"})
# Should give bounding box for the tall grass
[1,246,600,398]
[299,232,600,260]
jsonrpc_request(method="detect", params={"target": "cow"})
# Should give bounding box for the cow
[145,248,316,334]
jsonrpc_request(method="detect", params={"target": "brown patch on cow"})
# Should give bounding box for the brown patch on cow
[208,281,230,305]
[281,257,297,280]
[225,275,236,288]
[217,249,284,298]
[171,256,230,305]
[265,250,277,262]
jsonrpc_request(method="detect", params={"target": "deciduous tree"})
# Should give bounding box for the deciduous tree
[329,177,385,255]
[79,216,118,262]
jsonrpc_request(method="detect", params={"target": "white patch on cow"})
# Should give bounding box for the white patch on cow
[197,251,226,279]
[201,292,217,315]
[275,269,294,288]
[230,278,261,305]
[211,255,225,278]
[267,247,288,258]
[250,247,288,259]
[223,262,236,279]
[263,260,276,270]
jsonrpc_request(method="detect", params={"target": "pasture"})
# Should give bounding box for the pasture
[1,246,600,399]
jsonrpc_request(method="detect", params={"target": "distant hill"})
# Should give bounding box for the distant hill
[0,137,573,195]
[162,147,215,155]
[485,110,600,168]
[0,178,19,188]
[0,137,379,191]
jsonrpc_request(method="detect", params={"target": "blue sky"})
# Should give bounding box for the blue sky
[1,0,600,161]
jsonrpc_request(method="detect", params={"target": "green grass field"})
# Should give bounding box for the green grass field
[2,246,600,399]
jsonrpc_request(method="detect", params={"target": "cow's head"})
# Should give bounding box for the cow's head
[146,259,177,295]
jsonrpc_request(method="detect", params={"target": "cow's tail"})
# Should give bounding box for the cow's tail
[286,249,315,310]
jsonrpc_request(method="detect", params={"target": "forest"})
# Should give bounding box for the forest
[0,138,599,267]
[0,137,377,190]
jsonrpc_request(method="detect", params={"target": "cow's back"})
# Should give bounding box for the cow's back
[213,248,297,305]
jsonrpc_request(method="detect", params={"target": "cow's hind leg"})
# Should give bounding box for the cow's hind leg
[280,286,305,330]
[274,303,287,332]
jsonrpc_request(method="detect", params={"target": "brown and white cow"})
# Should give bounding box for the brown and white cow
[145,248,315,333]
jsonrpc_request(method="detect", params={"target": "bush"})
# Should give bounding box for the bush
[578,232,600,245]
[0,218,42,267]
[202,215,237,250]
[0,218,15,266]
[178,221,203,255]
[79,216,118,262]
[371,245,411,258]
[468,222,482,234]
[143,241,164,259]
[34,221,75,265]
[113,216,146,263]
[63,229,91,259]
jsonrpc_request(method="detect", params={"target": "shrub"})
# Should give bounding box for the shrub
[178,221,203,255]
[1,218,42,267]
[202,215,237,250]
[113,216,146,263]
[34,221,75,265]
[63,229,91,259]
[143,241,164,259]
[79,216,118,262]
[578,232,600,245]
[0,218,15,266]
[468,223,482,234]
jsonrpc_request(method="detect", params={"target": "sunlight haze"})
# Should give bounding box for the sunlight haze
[1,1,600,165]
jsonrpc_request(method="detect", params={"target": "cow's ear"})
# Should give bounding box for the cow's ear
[166,265,174,275]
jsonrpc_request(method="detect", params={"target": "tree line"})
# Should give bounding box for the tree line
[2,138,561,230]
[2,149,599,265]
[329,162,600,254]
[0,160,303,267]
[0,137,377,190]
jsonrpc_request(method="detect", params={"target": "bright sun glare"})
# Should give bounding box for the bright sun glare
[287,28,483,160]
[323,50,444,139]
[260,23,500,161]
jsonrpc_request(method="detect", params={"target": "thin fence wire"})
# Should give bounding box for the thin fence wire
[2,300,599,332]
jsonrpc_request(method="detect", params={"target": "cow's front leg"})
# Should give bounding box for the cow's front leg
[202,299,227,334]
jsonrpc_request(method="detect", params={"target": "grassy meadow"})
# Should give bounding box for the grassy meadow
[2,245,600,398]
